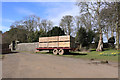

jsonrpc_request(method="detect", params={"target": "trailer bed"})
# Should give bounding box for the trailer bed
[37,35,75,55]
[39,35,75,48]
[36,47,72,50]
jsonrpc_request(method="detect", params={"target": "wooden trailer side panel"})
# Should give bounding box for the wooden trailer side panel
[59,42,70,47]
[39,43,48,47]
[39,35,75,48]
[59,35,70,41]
[48,36,59,42]
[39,42,71,48]
[48,42,59,47]
[39,37,48,42]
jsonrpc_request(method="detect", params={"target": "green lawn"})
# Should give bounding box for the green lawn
[36,49,120,62]
[71,50,119,62]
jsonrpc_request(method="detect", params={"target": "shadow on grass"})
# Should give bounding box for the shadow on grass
[37,52,53,54]
[90,48,111,51]
[102,48,115,51]
[37,51,87,56]
[2,51,19,55]
[48,51,87,56]
[64,52,87,56]
[90,49,96,51]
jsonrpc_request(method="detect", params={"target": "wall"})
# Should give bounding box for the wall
[16,42,39,52]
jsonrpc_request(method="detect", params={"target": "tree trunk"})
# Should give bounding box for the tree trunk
[79,44,82,50]
[106,33,109,41]
[111,28,114,37]
[116,2,120,50]
[96,2,103,51]
[116,22,119,50]
[96,31,103,51]
[105,32,109,41]
[68,25,71,35]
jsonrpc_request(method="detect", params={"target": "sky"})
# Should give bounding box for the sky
[1,2,79,32]
[0,1,109,42]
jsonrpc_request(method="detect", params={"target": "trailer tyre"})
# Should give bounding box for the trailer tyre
[53,49,58,55]
[59,49,64,55]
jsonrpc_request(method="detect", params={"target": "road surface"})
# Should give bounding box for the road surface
[2,52,118,78]
[0,60,2,79]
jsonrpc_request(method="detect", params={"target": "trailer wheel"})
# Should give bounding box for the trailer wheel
[53,49,58,55]
[59,49,64,55]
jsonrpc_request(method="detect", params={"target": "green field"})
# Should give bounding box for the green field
[36,49,120,62]
[64,49,119,62]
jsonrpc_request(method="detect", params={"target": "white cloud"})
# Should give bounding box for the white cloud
[0,19,14,32]
[44,3,79,37]
[46,4,79,26]
[16,8,35,15]
[0,25,10,32]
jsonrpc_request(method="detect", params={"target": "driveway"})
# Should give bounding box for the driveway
[2,52,118,78]
[0,60,2,79]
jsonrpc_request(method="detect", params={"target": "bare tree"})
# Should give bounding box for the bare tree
[100,2,116,39]
[23,15,40,31]
[60,15,74,35]
[76,2,106,51]
[100,2,120,50]
[47,20,53,31]
[22,15,40,42]
[74,16,81,35]
[75,16,81,29]
[115,2,120,50]
[40,19,53,33]
[40,19,47,33]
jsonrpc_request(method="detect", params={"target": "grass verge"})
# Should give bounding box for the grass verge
[66,49,119,62]
[36,49,119,62]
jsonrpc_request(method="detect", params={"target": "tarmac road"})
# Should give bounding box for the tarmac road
[2,52,118,78]
[0,60,2,79]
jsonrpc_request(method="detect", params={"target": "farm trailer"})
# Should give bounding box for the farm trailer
[36,35,76,55]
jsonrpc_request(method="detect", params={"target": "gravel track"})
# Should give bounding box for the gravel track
[2,52,118,78]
